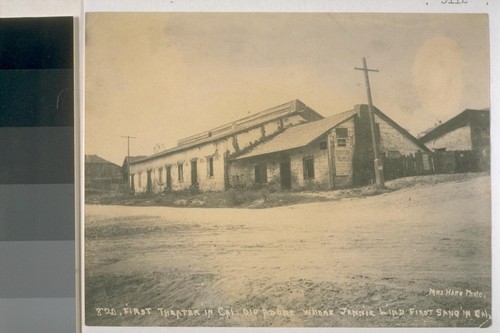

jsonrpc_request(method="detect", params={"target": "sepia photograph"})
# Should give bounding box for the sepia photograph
[84,12,491,328]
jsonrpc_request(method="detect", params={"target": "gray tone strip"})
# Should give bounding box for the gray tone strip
[0,184,74,241]
[0,126,74,184]
[0,298,75,333]
[0,69,74,127]
[0,241,75,298]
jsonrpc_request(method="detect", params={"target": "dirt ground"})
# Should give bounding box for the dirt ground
[85,173,486,209]
[85,174,491,327]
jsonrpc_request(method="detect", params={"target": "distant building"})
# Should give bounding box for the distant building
[129,100,430,193]
[418,109,490,171]
[85,154,123,191]
[122,155,147,187]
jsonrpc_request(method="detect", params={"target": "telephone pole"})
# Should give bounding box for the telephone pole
[121,135,136,158]
[355,57,385,187]
[121,135,136,189]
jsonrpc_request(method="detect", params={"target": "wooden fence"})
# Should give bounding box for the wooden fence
[382,150,485,181]
[382,151,432,180]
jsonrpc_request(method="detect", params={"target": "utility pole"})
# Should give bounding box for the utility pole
[355,57,385,187]
[121,135,136,159]
[121,135,136,189]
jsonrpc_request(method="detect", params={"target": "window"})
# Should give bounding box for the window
[303,157,315,179]
[254,164,267,183]
[337,138,347,147]
[386,150,401,159]
[335,127,348,138]
[178,163,184,182]
[319,141,327,150]
[207,157,214,177]
[336,127,348,147]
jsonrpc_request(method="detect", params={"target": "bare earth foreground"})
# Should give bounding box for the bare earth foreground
[85,175,491,327]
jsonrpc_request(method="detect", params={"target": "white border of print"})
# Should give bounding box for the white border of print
[81,1,499,333]
[2,0,496,333]
[81,0,500,333]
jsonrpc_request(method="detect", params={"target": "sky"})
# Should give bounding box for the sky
[85,12,490,165]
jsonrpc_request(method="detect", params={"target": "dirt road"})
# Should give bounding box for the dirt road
[85,175,491,327]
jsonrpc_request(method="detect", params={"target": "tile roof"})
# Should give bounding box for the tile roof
[233,108,358,160]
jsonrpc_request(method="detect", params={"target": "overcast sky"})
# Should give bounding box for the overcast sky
[85,12,489,165]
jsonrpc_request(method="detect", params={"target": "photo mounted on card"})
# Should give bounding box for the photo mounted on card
[84,12,491,328]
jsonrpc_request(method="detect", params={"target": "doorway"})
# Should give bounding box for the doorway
[280,161,292,190]
[191,160,198,187]
[166,166,172,190]
[146,170,153,193]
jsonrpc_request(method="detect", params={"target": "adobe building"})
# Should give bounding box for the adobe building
[230,104,430,190]
[418,108,490,171]
[129,100,323,193]
[128,100,430,193]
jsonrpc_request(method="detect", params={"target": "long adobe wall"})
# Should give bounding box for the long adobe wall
[129,113,309,193]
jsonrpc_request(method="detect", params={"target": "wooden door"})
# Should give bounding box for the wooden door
[280,161,292,190]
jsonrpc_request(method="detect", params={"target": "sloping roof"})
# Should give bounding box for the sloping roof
[418,108,490,144]
[122,155,148,168]
[233,108,358,160]
[85,154,119,166]
[131,99,323,165]
[123,155,147,164]
[369,105,431,152]
[126,155,147,162]
[233,104,431,160]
